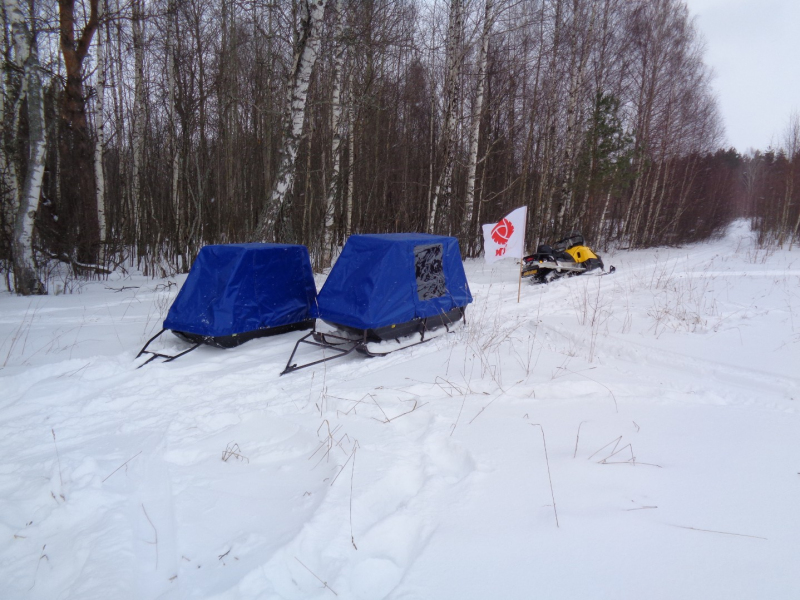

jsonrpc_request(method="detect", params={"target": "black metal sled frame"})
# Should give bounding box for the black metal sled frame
[135,329,201,368]
[136,320,315,368]
[281,308,466,376]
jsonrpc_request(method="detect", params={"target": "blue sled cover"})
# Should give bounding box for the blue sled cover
[314,233,472,330]
[164,244,317,338]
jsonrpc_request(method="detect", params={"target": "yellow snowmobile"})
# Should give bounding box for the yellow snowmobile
[521,233,613,283]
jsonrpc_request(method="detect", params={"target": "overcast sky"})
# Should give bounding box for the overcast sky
[683,0,800,152]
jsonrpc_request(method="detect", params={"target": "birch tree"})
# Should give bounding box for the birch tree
[255,0,328,242]
[555,0,597,231]
[167,0,181,261]
[5,0,46,294]
[428,0,464,234]
[1,2,21,226]
[131,0,145,241]
[322,0,346,266]
[94,0,107,257]
[462,0,494,239]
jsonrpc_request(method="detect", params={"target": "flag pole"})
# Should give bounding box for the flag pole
[517,207,527,303]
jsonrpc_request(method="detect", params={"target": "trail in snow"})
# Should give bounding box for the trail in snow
[0,221,798,599]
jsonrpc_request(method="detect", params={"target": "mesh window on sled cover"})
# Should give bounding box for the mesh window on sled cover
[414,244,446,301]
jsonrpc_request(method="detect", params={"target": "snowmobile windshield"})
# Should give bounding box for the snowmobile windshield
[553,233,585,252]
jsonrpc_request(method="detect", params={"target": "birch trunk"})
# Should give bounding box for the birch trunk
[429,0,463,233]
[5,0,46,294]
[0,4,21,222]
[94,0,107,256]
[462,0,492,238]
[556,0,596,232]
[345,66,354,238]
[255,0,328,242]
[131,0,145,242]
[323,0,345,266]
[167,0,182,263]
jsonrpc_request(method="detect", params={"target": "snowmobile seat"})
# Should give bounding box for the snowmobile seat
[137,243,317,366]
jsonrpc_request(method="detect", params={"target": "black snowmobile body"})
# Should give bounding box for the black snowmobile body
[521,233,608,283]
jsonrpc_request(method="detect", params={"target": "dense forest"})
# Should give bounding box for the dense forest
[1,0,798,295]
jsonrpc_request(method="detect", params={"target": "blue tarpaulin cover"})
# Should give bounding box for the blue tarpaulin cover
[314,233,472,330]
[164,244,317,338]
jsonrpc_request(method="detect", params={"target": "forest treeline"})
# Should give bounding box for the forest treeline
[0,0,797,294]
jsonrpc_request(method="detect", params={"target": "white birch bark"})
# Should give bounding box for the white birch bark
[556,1,596,231]
[1,1,23,220]
[167,0,181,258]
[5,0,46,294]
[323,0,345,265]
[462,0,493,236]
[256,0,328,242]
[345,67,354,238]
[429,0,464,233]
[131,0,145,240]
[94,0,107,251]
[0,7,20,221]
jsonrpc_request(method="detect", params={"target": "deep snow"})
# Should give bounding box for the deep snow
[1,221,798,599]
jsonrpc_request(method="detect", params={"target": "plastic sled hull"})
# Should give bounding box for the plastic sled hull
[322,306,466,343]
[172,319,315,349]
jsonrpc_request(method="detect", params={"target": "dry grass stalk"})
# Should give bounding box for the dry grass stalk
[102,450,143,482]
[531,424,559,528]
[557,366,618,413]
[372,398,427,424]
[672,525,767,541]
[309,420,341,466]
[599,442,635,464]
[450,395,469,437]
[221,442,249,463]
[573,421,587,459]
[469,380,523,425]
[29,544,48,590]
[330,439,359,487]
[51,429,65,495]
[142,503,159,569]
[3,301,38,367]
[349,441,359,550]
[587,436,622,461]
[294,557,339,596]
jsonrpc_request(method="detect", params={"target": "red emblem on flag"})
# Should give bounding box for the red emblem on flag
[491,218,514,245]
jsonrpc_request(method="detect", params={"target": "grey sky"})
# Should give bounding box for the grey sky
[684,0,800,152]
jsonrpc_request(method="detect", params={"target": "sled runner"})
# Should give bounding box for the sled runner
[282,233,472,375]
[137,243,316,367]
[521,232,613,283]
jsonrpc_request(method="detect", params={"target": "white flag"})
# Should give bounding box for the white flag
[482,206,527,263]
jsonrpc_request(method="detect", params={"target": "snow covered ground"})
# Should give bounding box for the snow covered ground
[1,220,799,599]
